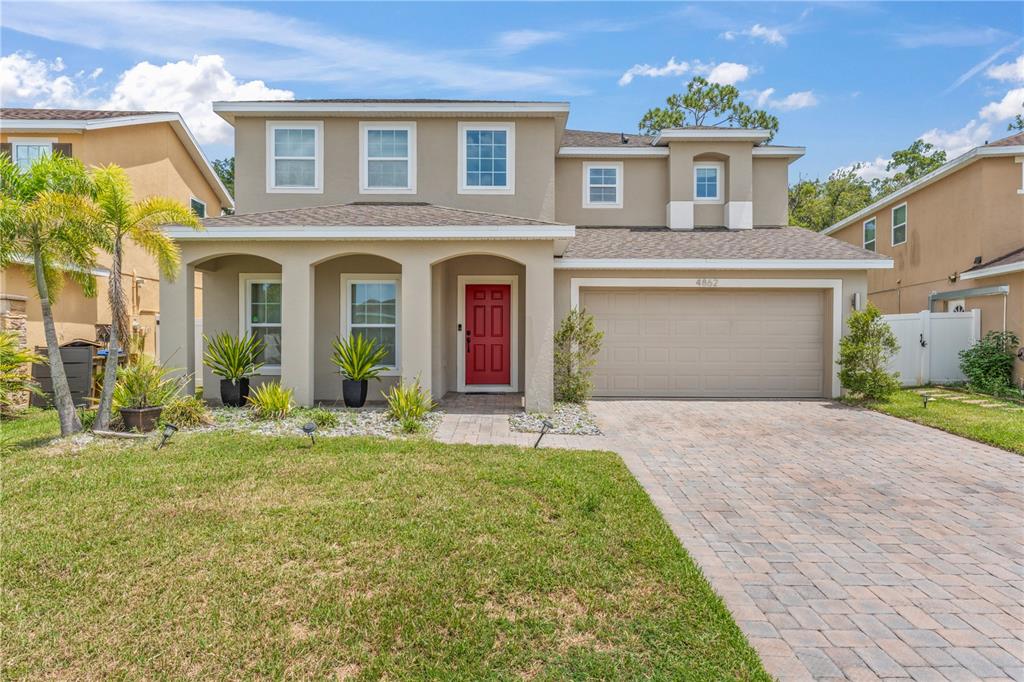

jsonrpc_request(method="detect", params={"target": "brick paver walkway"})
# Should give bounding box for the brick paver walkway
[589,399,1024,681]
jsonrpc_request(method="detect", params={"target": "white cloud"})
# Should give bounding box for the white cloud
[850,157,891,182]
[986,55,1024,83]
[979,87,1024,122]
[104,55,293,144]
[946,40,1021,92]
[703,62,750,86]
[920,120,992,158]
[747,87,818,111]
[0,52,96,107]
[618,57,690,86]
[722,24,787,46]
[496,30,564,54]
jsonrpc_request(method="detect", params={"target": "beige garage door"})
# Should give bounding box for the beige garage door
[582,288,826,398]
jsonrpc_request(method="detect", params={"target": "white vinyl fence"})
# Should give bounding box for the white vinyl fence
[881,309,981,386]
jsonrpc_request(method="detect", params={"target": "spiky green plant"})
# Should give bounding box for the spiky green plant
[159,395,213,429]
[203,332,266,382]
[248,382,294,420]
[0,331,43,414]
[112,356,186,410]
[382,378,435,433]
[330,334,389,382]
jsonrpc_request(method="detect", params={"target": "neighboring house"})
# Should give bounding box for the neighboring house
[0,108,234,356]
[823,132,1024,383]
[158,99,888,411]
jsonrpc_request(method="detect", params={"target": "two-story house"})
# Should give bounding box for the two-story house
[0,108,234,357]
[158,99,888,411]
[823,132,1023,383]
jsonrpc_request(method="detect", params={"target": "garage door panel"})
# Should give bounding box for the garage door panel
[582,287,825,398]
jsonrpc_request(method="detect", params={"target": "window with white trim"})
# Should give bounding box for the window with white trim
[458,122,514,194]
[863,217,876,252]
[190,197,206,218]
[241,276,282,373]
[345,277,400,370]
[891,203,907,246]
[359,122,415,193]
[583,162,623,208]
[12,140,53,171]
[266,121,322,192]
[694,162,723,202]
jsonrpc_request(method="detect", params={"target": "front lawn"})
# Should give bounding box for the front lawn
[1,411,767,680]
[852,388,1024,454]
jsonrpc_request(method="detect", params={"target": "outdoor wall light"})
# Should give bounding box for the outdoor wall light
[302,422,317,445]
[534,419,555,449]
[156,423,178,450]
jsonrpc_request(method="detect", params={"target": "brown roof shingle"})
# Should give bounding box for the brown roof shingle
[965,246,1024,272]
[202,202,562,228]
[561,129,654,147]
[0,108,168,121]
[560,226,889,261]
[985,132,1024,147]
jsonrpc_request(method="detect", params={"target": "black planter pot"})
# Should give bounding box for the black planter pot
[342,379,369,408]
[120,406,163,433]
[220,378,250,407]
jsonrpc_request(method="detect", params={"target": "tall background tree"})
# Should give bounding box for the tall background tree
[0,154,98,435]
[869,139,946,198]
[87,165,200,431]
[213,157,235,215]
[639,76,780,141]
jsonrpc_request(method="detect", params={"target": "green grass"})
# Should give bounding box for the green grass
[1,410,767,680]
[852,389,1024,455]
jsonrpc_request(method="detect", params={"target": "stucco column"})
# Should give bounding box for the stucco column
[667,141,695,230]
[726,149,754,229]
[159,260,195,394]
[400,256,432,396]
[524,253,554,412]
[280,257,315,406]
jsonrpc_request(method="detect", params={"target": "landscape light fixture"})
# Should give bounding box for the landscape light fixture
[156,423,178,450]
[302,422,317,445]
[534,419,555,449]
[922,395,930,409]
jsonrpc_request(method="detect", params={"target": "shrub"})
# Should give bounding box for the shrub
[160,395,213,429]
[248,382,294,420]
[383,378,435,433]
[297,406,340,429]
[959,330,1020,396]
[0,331,42,415]
[113,356,186,410]
[203,332,265,382]
[836,303,901,401]
[330,334,389,382]
[554,307,604,403]
[78,408,97,431]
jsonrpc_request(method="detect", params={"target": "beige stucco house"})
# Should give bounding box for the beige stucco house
[159,99,889,411]
[0,108,234,356]
[823,132,1024,383]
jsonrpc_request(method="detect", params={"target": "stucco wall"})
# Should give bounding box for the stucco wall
[752,157,790,226]
[668,141,753,227]
[554,157,669,226]
[234,116,557,221]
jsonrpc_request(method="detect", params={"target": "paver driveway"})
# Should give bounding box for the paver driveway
[589,400,1024,682]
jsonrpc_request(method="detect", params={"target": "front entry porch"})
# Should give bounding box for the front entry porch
[159,239,555,412]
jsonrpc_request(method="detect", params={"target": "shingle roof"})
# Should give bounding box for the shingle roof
[560,226,889,261]
[985,131,1024,147]
[223,98,563,105]
[0,108,168,120]
[561,129,655,147]
[202,202,562,228]
[964,246,1024,272]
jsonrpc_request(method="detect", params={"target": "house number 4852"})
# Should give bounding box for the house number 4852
[696,278,719,287]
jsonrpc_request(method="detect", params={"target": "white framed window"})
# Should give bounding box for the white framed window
[266,121,323,193]
[342,274,401,374]
[863,217,876,252]
[9,137,55,171]
[239,274,282,375]
[891,202,907,246]
[458,122,515,195]
[190,197,206,218]
[583,162,623,209]
[359,122,416,194]
[694,162,724,203]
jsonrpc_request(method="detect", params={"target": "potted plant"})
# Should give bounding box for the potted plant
[331,334,388,407]
[113,356,185,432]
[203,332,265,407]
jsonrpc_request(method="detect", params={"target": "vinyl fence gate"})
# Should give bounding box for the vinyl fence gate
[881,309,981,386]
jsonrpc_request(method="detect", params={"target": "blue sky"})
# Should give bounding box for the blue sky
[2,1,1022,182]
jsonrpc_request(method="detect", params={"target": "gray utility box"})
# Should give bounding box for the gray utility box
[31,345,95,408]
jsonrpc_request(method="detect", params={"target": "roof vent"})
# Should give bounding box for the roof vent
[621,132,629,144]
[973,256,983,265]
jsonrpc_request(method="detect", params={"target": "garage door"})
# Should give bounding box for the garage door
[581,288,826,398]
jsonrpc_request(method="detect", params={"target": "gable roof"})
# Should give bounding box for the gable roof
[558,128,804,160]
[822,132,1024,236]
[0,108,233,210]
[959,246,1024,281]
[201,202,563,228]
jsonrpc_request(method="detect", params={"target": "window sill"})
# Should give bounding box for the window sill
[583,202,623,209]
[266,186,323,194]
[256,366,282,376]
[694,198,724,205]
[359,186,416,195]
[458,186,515,196]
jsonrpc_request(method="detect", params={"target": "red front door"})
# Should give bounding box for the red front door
[465,284,511,386]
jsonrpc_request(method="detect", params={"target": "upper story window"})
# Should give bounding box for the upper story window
[10,138,54,171]
[583,162,623,209]
[694,162,723,203]
[360,122,416,194]
[190,197,206,218]
[863,217,876,251]
[458,122,515,195]
[891,203,907,246]
[266,121,323,194]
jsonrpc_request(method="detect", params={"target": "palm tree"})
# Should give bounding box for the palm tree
[0,154,99,436]
[87,165,201,431]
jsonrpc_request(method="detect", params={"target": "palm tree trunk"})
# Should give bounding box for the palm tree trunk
[33,244,82,436]
[95,238,123,431]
